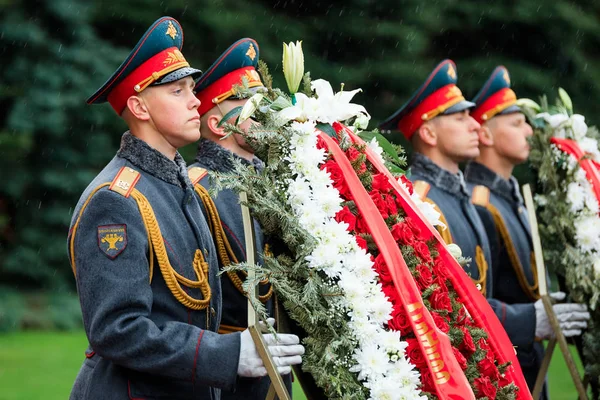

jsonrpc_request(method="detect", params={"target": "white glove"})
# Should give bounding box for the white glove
[534,292,590,339]
[237,329,304,378]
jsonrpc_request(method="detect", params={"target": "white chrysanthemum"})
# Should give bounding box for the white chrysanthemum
[368,137,385,166]
[593,258,600,278]
[578,137,600,163]
[351,343,390,380]
[290,120,317,135]
[567,182,586,213]
[370,295,394,324]
[575,216,600,253]
[570,114,588,140]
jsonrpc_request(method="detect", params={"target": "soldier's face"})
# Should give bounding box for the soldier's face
[220,99,257,154]
[488,113,533,164]
[141,76,201,148]
[435,110,481,162]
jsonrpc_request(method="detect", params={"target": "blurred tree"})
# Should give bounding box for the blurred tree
[1,0,600,330]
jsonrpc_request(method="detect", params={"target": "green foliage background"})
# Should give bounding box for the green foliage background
[1,0,600,330]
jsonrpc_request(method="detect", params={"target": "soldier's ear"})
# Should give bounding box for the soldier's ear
[416,121,437,147]
[206,113,227,138]
[478,124,494,147]
[125,96,151,121]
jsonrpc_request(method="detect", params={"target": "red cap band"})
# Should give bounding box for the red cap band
[471,88,517,124]
[196,66,262,116]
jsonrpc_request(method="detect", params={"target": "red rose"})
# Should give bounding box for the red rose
[391,222,414,245]
[435,275,448,293]
[355,215,370,233]
[498,366,513,387]
[406,338,427,368]
[370,190,389,219]
[415,264,434,291]
[452,347,468,371]
[345,146,361,162]
[431,311,450,333]
[456,306,469,326]
[414,241,432,262]
[405,216,422,238]
[478,338,492,354]
[372,173,393,193]
[479,356,501,381]
[433,258,451,280]
[388,305,412,333]
[381,282,398,301]
[335,206,356,232]
[355,235,368,250]
[373,253,393,285]
[400,175,414,195]
[420,368,436,393]
[430,288,453,313]
[460,326,476,355]
[384,194,398,217]
[474,376,497,399]
[316,135,328,151]
[356,162,367,175]
[322,160,350,199]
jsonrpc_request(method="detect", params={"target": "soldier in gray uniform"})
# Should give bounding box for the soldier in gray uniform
[68,17,303,400]
[379,60,589,398]
[190,38,292,400]
[465,66,590,397]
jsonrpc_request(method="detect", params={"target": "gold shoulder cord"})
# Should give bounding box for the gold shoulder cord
[472,185,539,300]
[190,169,273,303]
[69,168,211,311]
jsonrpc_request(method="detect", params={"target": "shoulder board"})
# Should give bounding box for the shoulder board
[413,180,430,200]
[471,185,490,207]
[109,166,141,198]
[188,166,208,186]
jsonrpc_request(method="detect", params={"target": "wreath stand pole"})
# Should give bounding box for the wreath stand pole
[522,184,588,400]
[240,192,291,400]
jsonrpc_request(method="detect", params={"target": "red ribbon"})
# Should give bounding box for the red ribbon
[342,125,532,399]
[319,132,475,399]
[551,137,600,206]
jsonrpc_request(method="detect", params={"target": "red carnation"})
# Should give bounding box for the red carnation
[406,338,427,368]
[322,160,351,199]
[420,368,436,393]
[430,288,453,313]
[355,215,370,234]
[452,347,468,371]
[355,235,368,250]
[335,206,356,232]
[479,356,501,381]
[373,253,393,285]
[431,311,450,333]
[316,135,328,151]
[384,194,398,217]
[474,376,497,399]
[391,222,414,245]
[372,173,393,193]
[370,190,389,219]
[414,241,432,263]
[415,264,434,291]
[345,146,361,162]
[400,175,414,195]
[460,326,476,355]
[388,305,412,333]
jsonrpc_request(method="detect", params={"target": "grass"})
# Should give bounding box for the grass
[0,331,588,400]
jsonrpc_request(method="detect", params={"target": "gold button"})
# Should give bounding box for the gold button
[134,84,141,92]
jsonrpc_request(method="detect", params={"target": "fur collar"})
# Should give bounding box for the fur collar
[193,138,264,173]
[117,132,191,188]
[464,161,523,205]
[410,153,469,197]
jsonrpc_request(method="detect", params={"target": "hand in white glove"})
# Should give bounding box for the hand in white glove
[237,329,305,378]
[534,292,590,340]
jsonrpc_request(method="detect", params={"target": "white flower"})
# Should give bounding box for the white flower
[311,79,371,124]
[368,137,385,166]
[594,258,600,278]
[574,216,600,253]
[238,93,264,123]
[567,182,586,213]
[354,113,371,130]
[570,114,588,140]
[537,112,569,128]
[275,92,321,124]
[447,243,463,259]
[282,41,304,94]
[578,137,600,163]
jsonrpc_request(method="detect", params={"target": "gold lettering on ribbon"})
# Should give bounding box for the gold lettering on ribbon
[407,302,451,385]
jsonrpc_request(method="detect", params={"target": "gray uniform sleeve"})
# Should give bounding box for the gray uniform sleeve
[73,189,240,390]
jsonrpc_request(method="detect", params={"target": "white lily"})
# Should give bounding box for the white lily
[558,87,573,113]
[311,79,371,124]
[282,41,304,94]
[274,92,320,124]
[238,93,264,123]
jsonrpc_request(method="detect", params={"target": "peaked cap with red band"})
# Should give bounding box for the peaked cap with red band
[379,59,474,139]
[86,16,202,115]
[470,66,520,125]
[195,38,264,116]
